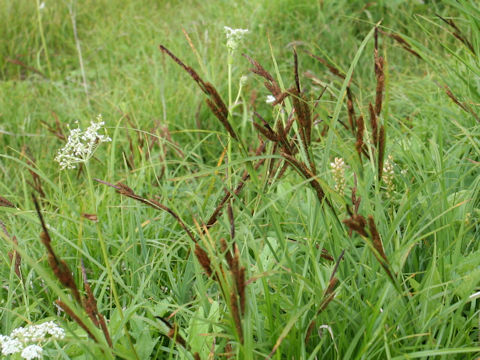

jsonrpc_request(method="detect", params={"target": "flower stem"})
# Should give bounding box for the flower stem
[227,51,234,189]
[35,0,53,78]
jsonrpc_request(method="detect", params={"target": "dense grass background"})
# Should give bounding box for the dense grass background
[1,0,479,359]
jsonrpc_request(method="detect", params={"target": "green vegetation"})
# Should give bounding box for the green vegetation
[1,0,479,358]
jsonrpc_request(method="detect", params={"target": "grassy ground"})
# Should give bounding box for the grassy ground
[1,0,479,359]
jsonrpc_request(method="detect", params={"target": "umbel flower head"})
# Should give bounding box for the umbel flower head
[0,321,65,359]
[224,26,249,51]
[55,114,111,170]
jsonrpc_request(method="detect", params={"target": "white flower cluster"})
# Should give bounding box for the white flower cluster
[330,157,346,196]
[0,321,65,359]
[21,345,43,360]
[55,114,111,170]
[224,26,249,51]
[382,155,395,197]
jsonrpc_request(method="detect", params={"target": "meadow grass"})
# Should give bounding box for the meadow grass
[0,0,479,359]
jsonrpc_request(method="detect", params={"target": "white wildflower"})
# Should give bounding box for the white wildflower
[224,26,249,51]
[330,157,346,196]
[11,321,65,343]
[0,335,22,355]
[43,321,65,340]
[1,321,65,357]
[21,344,43,360]
[39,2,45,10]
[55,114,111,170]
[382,155,395,197]
[266,95,276,104]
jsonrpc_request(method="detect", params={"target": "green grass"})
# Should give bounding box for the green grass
[1,0,479,359]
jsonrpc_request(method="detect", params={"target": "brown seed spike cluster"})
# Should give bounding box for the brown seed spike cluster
[291,88,312,146]
[374,57,384,116]
[348,31,389,182]
[81,261,112,347]
[245,53,335,211]
[342,191,395,283]
[55,300,97,340]
[293,47,301,93]
[355,116,365,159]
[243,53,284,105]
[159,45,238,140]
[230,290,243,344]
[215,238,247,344]
[342,214,368,237]
[346,87,356,134]
[253,115,278,142]
[227,202,235,240]
[441,84,480,122]
[374,26,385,116]
[194,243,212,277]
[39,230,82,305]
[32,195,112,348]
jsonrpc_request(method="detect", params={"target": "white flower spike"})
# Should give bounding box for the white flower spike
[330,157,346,196]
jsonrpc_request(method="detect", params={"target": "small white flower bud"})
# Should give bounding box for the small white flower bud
[240,75,248,86]
[266,95,276,104]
